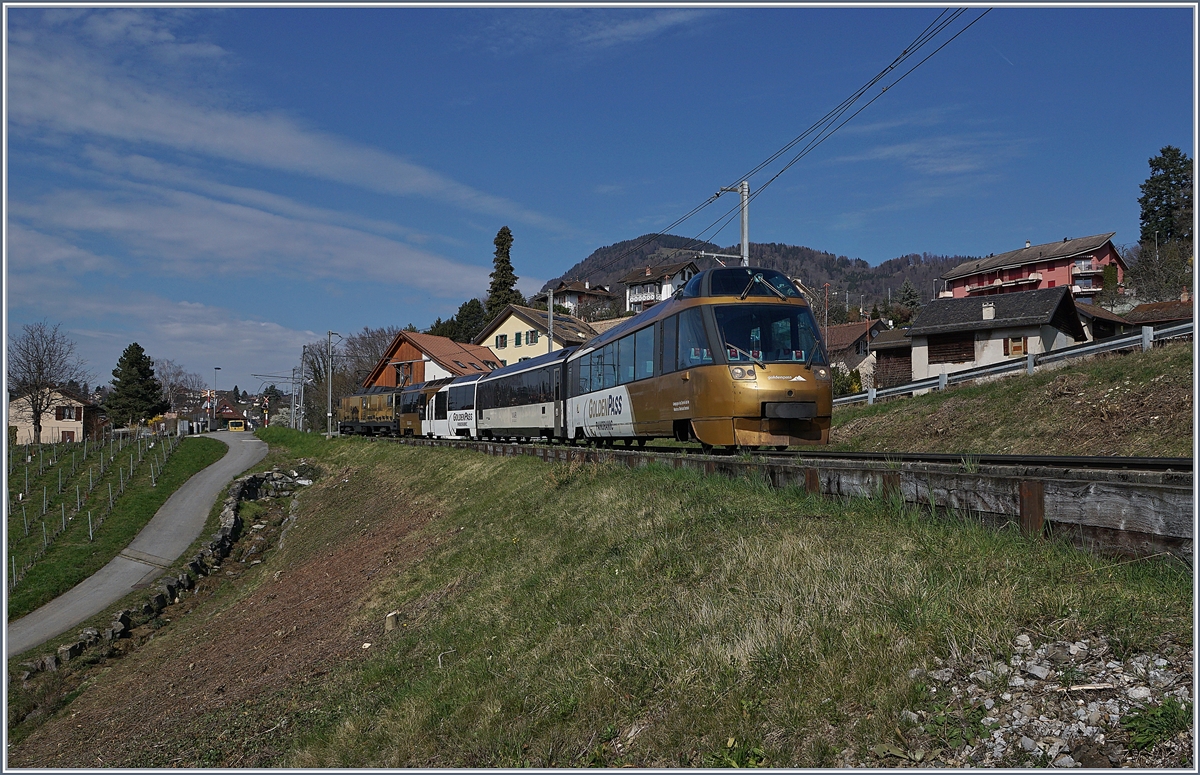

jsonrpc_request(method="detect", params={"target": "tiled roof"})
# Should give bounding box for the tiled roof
[823,320,887,352]
[403,331,501,375]
[587,318,627,335]
[908,286,1086,340]
[941,233,1118,281]
[1074,304,1130,325]
[533,280,616,300]
[617,261,700,285]
[868,328,912,351]
[1123,300,1194,325]
[472,305,598,347]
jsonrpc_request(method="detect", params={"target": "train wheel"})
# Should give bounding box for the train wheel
[775,445,788,452]
[622,438,633,448]
[700,442,714,455]
[637,438,647,448]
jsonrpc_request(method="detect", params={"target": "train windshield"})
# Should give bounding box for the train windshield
[708,268,802,299]
[714,304,827,365]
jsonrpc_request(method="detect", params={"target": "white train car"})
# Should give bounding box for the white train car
[474,348,574,440]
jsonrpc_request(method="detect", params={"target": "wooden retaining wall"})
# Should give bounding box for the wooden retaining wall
[395,439,1193,562]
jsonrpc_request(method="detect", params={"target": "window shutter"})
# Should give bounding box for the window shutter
[1003,338,1009,356]
[55,406,64,421]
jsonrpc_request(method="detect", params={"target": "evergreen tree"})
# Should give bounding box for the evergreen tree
[870,303,881,320]
[485,226,526,320]
[1138,146,1193,246]
[454,298,488,343]
[426,316,459,340]
[105,342,168,427]
[231,385,240,403]
[897,279,922,311]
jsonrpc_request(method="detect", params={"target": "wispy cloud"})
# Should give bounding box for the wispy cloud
[8,10,571,234]
[8,267,316,379]
[10,182,492,296]
[833,132,1022,177]
[470,8,716,56]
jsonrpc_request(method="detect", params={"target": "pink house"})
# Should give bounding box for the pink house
[941,233,1126,303]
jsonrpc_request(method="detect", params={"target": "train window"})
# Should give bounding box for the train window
[677,308,713,369]
[448,385,474,411]
[617,335,635,384]
[635,326,654,380]
[661,315,678,374]
[577,358,590,394]
[709,268,802,298]
[713,304,827,365]
[678,273,704,298]
[601,343,618,388]
[400,391,420,414]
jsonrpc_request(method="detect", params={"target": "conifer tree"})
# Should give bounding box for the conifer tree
[485,226,526,320]
[105,342,168,427]
[897,279,922,311]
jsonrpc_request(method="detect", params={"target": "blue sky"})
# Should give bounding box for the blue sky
[5,4,1194,395]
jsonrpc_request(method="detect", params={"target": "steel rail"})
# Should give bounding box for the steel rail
[745,449,1193,473]
[388,436,1191,473]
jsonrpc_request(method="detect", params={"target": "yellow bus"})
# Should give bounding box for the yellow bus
[227,419,246,432]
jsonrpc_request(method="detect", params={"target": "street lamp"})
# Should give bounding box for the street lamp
[212,366,221,431]
[326,331,341,439]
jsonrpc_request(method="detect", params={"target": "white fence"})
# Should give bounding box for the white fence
[834,322,1193,407]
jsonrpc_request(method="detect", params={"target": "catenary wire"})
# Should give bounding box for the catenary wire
[567,8,984,283]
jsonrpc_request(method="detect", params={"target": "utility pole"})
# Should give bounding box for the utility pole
[822,283,830,343]
[326,331,339,439]
[718,180,751,266]
[211,367,221,431]
[547,288,554,354]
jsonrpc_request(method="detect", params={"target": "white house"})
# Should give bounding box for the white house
[529,281,618,317]
[907,287,1087,381]
[617,261,700,313]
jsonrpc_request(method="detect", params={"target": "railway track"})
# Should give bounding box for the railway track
[390,436,1193,560]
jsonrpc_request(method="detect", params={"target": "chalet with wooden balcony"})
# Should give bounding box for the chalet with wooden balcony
[941,233,1126,303]
[529,280,617,317]
[618,261,700,313]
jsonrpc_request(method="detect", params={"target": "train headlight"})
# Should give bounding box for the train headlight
[729,366,756,380]
[813,366,831,381]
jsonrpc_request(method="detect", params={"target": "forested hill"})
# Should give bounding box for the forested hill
[547,234,977,308]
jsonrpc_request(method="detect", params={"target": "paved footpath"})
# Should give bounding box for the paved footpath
[6,431,268,658]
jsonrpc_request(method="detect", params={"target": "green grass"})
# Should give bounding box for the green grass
[240,431,1191,767]
[831,341,1192,456]
[6,436,227,620]
[1122,696,1194,750]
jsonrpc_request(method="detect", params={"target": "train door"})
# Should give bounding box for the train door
[418,392,430,436]
[431,387,451,438]
[552,365,563,438]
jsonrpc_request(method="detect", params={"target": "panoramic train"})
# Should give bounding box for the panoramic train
[338,266,833,450]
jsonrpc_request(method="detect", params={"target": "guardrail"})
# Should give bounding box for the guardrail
[835,322,1193,407]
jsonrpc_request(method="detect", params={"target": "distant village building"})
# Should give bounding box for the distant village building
[867,329,913,389]
[908,286,1087,382]
[7,387,106,444]
[363,331,501,389]
[529,280,618,317]
[822,320,888,384]
[941,233,1126,304]
[473,305,597,365]
[1123,299,1195,329]
[618,261,700,313]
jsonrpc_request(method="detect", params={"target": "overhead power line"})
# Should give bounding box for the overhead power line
[569,8,990,284]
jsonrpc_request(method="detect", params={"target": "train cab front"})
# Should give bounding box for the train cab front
[688,274,833,448]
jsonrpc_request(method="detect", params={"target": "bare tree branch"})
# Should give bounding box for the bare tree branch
[8,320,91,444]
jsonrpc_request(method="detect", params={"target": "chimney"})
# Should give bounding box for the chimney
[1025,240,1031,248]
[645,266,652,276]
[982,302,995,321]
[584,281,589,289]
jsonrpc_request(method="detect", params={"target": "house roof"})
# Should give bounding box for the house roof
[823,320,887,353]
[587,318,627,335]
[1074,304,1131,325]
[363,331,501,387]
[617,260,700,286]
[532,280,617,302]
[908,286,1087,341]
[472,304,598,347]
[941,233,1119,282]
[1123,300,1194,325]
[868,327,912,351]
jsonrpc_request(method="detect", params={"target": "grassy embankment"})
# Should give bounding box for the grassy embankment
[6,436,226,620]
[31,426,1180,767]
[829,340,1192,457]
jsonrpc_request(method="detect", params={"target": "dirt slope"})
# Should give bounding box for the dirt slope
[9,466,435,768]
